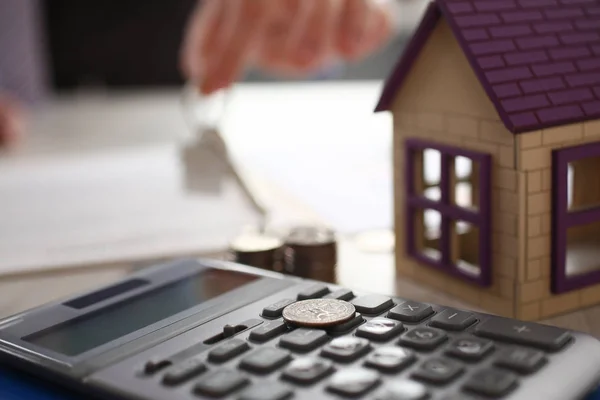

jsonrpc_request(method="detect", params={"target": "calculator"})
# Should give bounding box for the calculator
[1,258,600,400]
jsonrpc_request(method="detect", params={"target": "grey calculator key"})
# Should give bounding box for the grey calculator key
[281,357,333,384]
[429,309,476,331]
[208,339,250,363]
[356,317,404,341]
[374,380,429,400]
[494,347,547,374]
[262,299,296,318]
[297,284,329,300]
[365,347,416,373]
[249,320,288,343]
[446,336,494,361]
[474,316,571,351]
[327,313,365,334]
[143,358,172,375]
[279,328,329,352]
[439,394,482,400]
[388,301,434,323]
[326,367,380,397]
[399,327,447,350]
[238,382,293,400]
[240,347,292,374]
[321,336,371,362]
[412,358,464,385]
[161,357,206,386]
[194,369,249,398]
[351,295,395,315]
[463,368,518,397]
[324,288,354,301]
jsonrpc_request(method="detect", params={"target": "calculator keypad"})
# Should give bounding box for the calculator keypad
[351,295,394,315]
[387,301,434,323]
[356,317,404,342]
[398,327,448,350]
[132,282,577,400]
[412,358,464,385]
[321,336,371,362]
[463,368,518,397]
[364,347,416,373]
[193,369,249,397]
[281,357,333,384]
[326,367,380,397]
[239,347,292,374]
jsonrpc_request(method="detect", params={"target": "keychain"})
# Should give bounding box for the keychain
[179,81,269,233]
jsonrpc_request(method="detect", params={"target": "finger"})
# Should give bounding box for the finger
[0,98,24,148]
[180,0,225,82]
[287,0,335,71]
[335,0,372,60]
[355,3,394,57]
[257,0,308,71]
[202,0,268,94]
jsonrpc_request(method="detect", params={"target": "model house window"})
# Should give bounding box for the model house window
[553,142,600,293]
[405,138,492,286]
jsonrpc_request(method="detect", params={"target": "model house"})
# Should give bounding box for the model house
[376,0,600,320]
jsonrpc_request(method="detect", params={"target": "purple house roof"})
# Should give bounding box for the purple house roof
[375,0,600,134]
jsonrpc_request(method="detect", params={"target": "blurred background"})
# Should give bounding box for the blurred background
[0,0,430,315]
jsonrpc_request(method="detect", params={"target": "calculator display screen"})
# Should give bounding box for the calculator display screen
[23,268,259,356]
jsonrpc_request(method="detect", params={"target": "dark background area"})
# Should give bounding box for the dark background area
[42,0,408,91]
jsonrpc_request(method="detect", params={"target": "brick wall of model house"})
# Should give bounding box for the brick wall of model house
[389,20,523,318]
[393,105,520,318]
[515,121,600,320]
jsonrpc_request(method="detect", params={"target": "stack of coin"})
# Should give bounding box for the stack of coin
[228,232,284,271]
[281,225,338,283]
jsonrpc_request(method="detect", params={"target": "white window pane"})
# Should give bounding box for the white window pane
[567,164,574,210]
[423,149,441,185]
[424,187,441,201]
[455,156,472,180]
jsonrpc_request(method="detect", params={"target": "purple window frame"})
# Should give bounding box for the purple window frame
[405,138,493,287]
[552,142,600,294]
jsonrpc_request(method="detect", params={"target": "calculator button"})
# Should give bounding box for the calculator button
[321,336,371,362]
[161,357,206,386]
[249,320,288,343]
[239,347,292,374]
[327,313,365,334]
[326,367,380,397]
[374,380,429,400]
[446,336,494,361]
[494,347,546,374]
[474,316,571,351]
[194,369,249,398]
[208,339,250,363]
[412,358,464,385]
[439,394,481,400]
[262,299,296,319]
[238,382,293,400]
[399,327,447,350]
[297,284,330,300]
[279,328,329,353]
[388,301,434,323]
[281,357,333,384]
[324,288,354,301]
[364,347,416,373]
[351,295,394,315]
[356,317,404,341]
[463,368,518,397]
[143,358,172,375]
[429,309,476,331]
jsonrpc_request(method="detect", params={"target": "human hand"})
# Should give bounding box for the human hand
[0,94,24,149]
[181,0,394,95]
